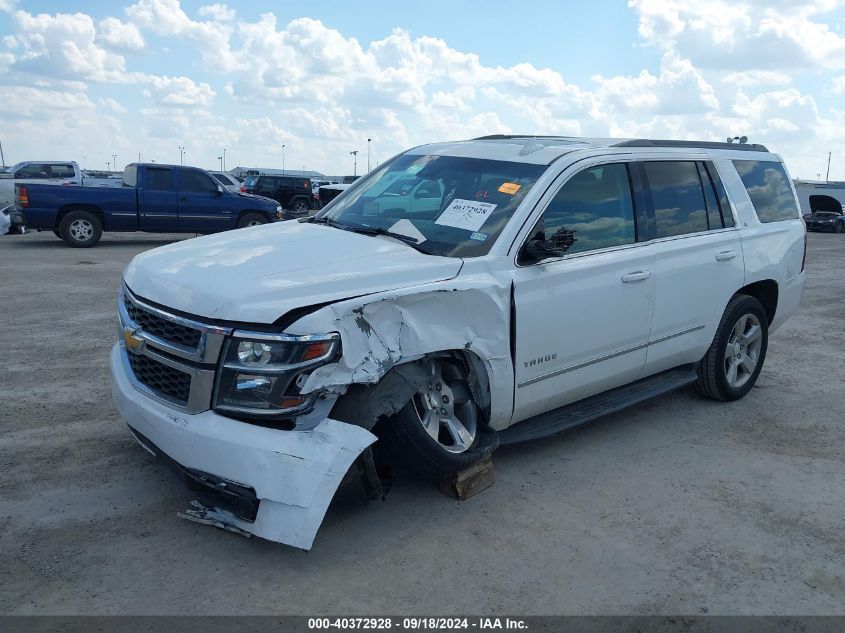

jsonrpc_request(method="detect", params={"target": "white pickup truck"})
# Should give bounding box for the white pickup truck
[111,136,806,548]
[0,160,81,209]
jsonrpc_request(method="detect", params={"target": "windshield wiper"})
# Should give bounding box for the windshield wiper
[306,217,432,253]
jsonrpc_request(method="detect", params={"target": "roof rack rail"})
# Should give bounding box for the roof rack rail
[614,139,769,152]
[473,134,576,141]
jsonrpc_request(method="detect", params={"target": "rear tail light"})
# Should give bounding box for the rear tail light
[240,185,246,192]
[801,222,808,272]
[17,185,29,208]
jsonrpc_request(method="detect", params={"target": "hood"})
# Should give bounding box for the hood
[123,221,463,324]
[236,192,277,206]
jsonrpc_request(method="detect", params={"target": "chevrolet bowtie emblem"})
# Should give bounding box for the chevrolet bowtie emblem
[123,327,146,355]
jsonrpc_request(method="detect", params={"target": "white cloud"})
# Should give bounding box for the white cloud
[198,4,236,22]
[97,17,144,51]
[829,75,845,93]
[9,10,135,82]
[143,75,216,107]
[0,0,17,13]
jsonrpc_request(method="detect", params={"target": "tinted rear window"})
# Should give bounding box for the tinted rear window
[147,168,174,191]
[643,161,708,237]
[733,160,799,223]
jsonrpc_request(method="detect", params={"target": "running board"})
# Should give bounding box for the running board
[499,364,698,445]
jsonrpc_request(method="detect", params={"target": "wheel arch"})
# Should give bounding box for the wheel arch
[329,349,493,430]
[236,208,274,224]
[56,204,104,230]
[736,279,778,325]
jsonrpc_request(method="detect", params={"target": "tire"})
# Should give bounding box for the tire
[237,212,268,228]
[292,198,309,215]
[834,223,843,234]
[59,210,102,248]
[696,294,768,401]
[381,358,484,478]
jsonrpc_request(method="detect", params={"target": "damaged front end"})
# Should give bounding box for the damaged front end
[112,271,513,548]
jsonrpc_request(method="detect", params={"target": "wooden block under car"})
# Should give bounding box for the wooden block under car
[438,455,495,500]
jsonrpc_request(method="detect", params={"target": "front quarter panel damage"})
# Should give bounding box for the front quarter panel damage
[288,276,515,430]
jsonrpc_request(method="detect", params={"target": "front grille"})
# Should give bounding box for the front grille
[127,352,192,404]
[124,296,202,349]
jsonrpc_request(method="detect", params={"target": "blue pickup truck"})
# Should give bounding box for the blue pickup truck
[12,163,283,247]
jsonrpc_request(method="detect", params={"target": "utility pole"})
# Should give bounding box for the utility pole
[367,138,371,172]
[178,145,185,166]
[350,150,359,177]
[826,152,832,183]
[282,144,286,175]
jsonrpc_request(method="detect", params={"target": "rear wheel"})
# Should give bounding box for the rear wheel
[696,294,768,401]
[237,212,268,228]
[292,199,309,215]
[59,211,102,248]
[382,358,483,477]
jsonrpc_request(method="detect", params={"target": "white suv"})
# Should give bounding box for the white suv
[111,136,806,548]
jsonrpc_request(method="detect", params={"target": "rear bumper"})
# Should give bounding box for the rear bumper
[110,343,376,549]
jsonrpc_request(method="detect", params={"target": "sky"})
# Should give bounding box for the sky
[0,0,844,179]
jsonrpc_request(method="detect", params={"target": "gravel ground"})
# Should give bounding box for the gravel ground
[0,230,843,615]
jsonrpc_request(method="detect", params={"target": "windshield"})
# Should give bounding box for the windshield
[320,154,546,257]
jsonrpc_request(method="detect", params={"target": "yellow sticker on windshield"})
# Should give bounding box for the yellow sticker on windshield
[498,182,521,195]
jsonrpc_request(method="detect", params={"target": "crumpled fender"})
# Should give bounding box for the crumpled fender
[287,274,515,430]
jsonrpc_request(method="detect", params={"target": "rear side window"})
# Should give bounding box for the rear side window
[146,168,174,191]
[535,163,636,256]
[50,164,76,178]
[733,160,799,223]
[254,177,276,194]
[643,161,708,237]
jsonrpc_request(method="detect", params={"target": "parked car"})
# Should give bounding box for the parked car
[804,211,845,232]
[318,183,351,208]
[252,175,314,218]
[111,136,805,549]
[12,163,282,247]
[0,161,81,208]
[242,174,260,193]
[210,171,245,193]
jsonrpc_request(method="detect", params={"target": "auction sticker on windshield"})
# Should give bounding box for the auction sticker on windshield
[435,199,497,232]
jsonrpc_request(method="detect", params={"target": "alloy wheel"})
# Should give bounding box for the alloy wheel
[724,313,763,388]
[69,218,94,241]
[411,360,478,454]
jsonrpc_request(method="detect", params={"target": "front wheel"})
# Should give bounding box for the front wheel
[696,294,768,401]
[59,211,102,248]
[834,222,843,233]
[237,212,268,228]
[382,358,483,477]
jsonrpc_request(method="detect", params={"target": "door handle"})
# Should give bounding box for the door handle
[179,196,188,202]
[621,270,651,283]
[715,250,738,261]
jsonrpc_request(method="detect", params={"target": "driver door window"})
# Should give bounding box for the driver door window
[527,163,636,260]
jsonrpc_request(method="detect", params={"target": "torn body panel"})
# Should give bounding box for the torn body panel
[110,344,375,549]
[287,272,515,430]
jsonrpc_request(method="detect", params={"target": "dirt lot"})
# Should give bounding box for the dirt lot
[0,230,843,615]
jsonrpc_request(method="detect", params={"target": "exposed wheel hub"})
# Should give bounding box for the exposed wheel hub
[412,361,477,454]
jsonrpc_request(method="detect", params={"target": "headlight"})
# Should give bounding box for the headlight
[214,331,339,419]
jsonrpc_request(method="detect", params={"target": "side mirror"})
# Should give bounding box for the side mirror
[521,238,566,263]
[216,185,224,196]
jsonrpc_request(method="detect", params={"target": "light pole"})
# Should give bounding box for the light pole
[223,148,227,171]
[217,156,223,171]
[282,144,286,175]
[350,150,359,177]
[826,152,832,183]
[106,160,111,171]
[367,138,371,172]
[112,154,118,171]
[178,145,185,166]
[0,137,5,167]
